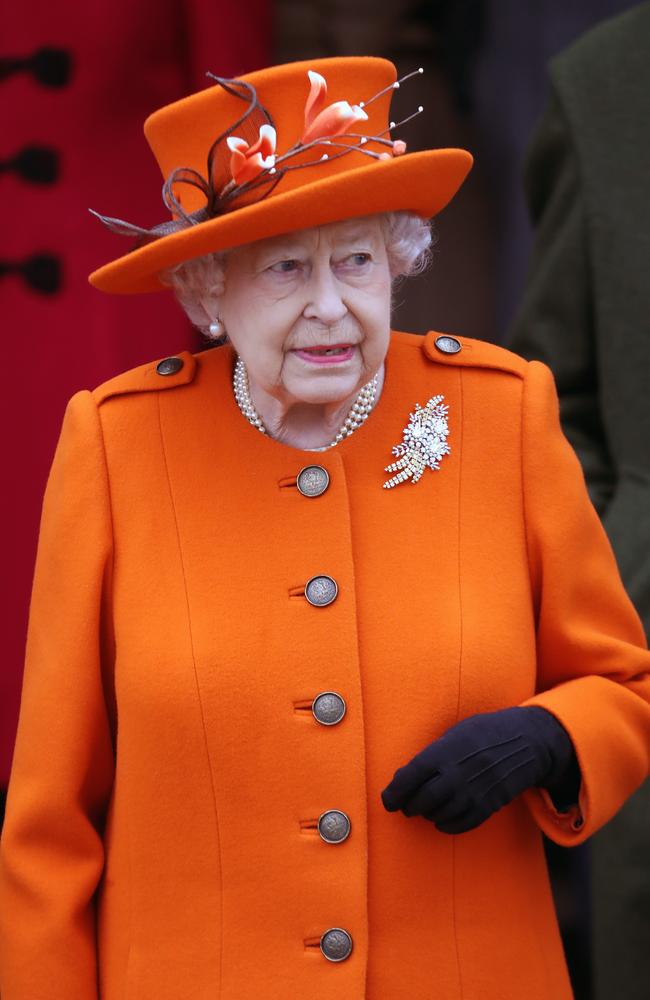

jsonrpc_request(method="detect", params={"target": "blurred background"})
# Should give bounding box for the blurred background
[2,3,646,998]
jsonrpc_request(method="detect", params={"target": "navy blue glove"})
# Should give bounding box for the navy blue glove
[381,706,580,834]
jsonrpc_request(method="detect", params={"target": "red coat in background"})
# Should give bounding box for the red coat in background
[1,0,270,791]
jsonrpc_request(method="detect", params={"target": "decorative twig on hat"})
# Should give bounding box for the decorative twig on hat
[89,67,425,249]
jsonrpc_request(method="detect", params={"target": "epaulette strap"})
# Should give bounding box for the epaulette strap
[422,332,528,379]
[92,350,197,405]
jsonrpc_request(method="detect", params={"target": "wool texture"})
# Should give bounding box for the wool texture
[1,331,649,999]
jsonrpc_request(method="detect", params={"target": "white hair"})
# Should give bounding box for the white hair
[160,210,435,341]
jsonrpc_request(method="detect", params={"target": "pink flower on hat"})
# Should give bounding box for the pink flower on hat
[226,124,277,185]
[302,70,368,144]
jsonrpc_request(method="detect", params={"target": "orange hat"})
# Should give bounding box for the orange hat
[88,56,473,295]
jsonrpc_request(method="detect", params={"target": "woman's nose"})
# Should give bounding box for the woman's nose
[302,266,348,325]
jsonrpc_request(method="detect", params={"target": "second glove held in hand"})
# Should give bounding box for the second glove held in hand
[381,706,581,834]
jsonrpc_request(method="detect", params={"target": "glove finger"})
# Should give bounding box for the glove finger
[400,771,457,818]
[428,801,489,835]
[423,790,472,826]
[381,741,445,810]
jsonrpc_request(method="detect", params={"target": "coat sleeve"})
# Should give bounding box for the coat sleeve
[520,360,650,846]
[507,87,616,516]
[0,390,115,998]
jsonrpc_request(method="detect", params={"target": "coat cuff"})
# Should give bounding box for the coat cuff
[523,785,588,846]
[520,675,650,845]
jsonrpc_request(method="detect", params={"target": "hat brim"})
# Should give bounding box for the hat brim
[88,148,473,294]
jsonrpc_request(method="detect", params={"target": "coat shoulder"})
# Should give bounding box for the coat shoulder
[410,331,528,379]
[550,2,650,87]
[92,350,199,406]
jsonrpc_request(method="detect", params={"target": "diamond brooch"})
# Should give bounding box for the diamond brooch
[383,395,450,489]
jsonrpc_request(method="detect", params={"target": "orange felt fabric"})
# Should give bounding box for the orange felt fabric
[88,58,472,295]
[1,331,649,999]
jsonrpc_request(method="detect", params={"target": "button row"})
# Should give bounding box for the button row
[157,367,354,958]
[156,359,358,958]
[300,468,350,955]
[312,688,351,955]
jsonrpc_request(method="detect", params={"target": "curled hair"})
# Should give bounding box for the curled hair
[379,211,435,280]
[160,210,435,341]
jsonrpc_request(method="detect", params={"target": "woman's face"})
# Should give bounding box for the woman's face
[219,216,392,406]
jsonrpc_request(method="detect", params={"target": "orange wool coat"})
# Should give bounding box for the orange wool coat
[1,330,650,999]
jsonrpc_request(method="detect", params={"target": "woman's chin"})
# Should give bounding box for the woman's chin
[283,372,364,406]
[283,356,366,405]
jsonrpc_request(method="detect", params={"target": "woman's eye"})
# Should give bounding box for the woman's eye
[270,259,299,273]
[348,253,372,266]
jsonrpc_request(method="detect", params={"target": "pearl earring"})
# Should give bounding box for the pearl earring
[208,318,223,337]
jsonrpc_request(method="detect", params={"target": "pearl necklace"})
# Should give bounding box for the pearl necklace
[233,355,380,451]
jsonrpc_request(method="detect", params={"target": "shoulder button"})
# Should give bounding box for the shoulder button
[435,335,462,355]
[93,350,196,405]
[156,356,184,376]
[422,332,527,378]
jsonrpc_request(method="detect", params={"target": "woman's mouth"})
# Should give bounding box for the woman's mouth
[292,344,355,365]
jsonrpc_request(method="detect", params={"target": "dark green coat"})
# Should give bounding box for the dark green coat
[509,5,650,998]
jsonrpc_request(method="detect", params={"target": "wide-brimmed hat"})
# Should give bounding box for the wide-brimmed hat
[88,56,473,295]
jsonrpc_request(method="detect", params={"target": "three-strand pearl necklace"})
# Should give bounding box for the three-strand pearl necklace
[233,356,380,451]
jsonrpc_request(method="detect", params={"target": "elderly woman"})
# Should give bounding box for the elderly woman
[1,56,649,1000]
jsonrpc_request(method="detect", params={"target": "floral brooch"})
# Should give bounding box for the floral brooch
[383,396,450,489]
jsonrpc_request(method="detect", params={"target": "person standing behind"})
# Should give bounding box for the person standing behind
[508,5,650,998]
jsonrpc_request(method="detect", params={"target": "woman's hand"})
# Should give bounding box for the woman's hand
[381,706,580,834]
